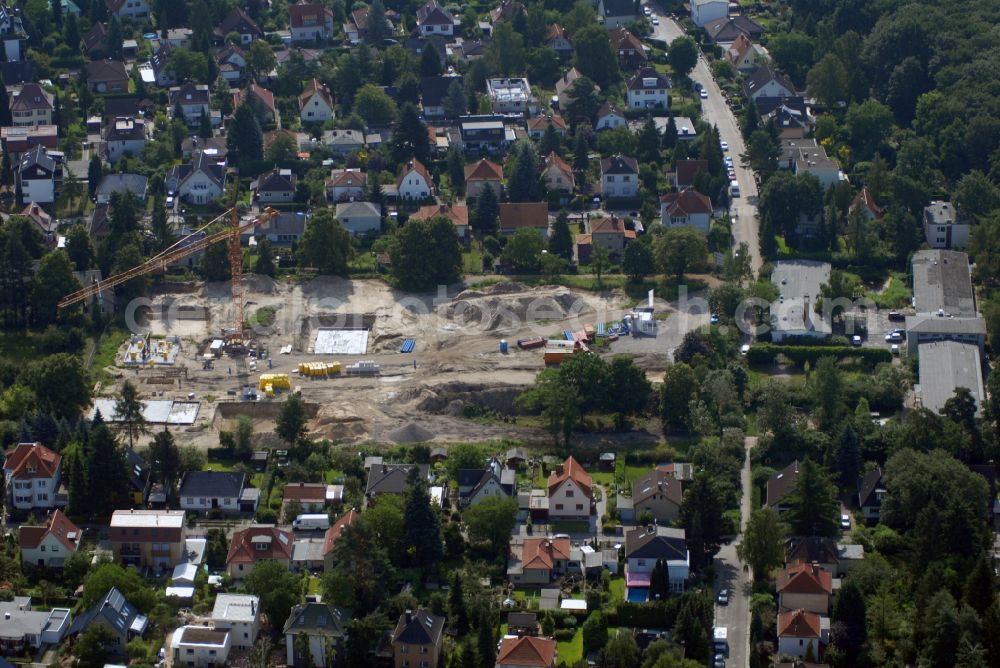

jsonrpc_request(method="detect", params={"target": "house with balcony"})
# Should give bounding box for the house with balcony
[0,597,70,655]
[289,2,334,43]
[10,83,52,126]
[624,526,689,600]
[110,510,187,570]
[212,594,260,651]
[166,150,226,205]
[170,626,231,668]
[226,525,294,579]
[487,77,537,116]
[251,168,297,204]
[67,587,148,657]
[104,116,148,164]
[923,200,970,250]
[215,44,247,83]
[391,609,444,668]
[507,537,571,585]
[626,68,669,109]
[4,442,61,511]
[465,158,503,199]
[169,83,214,127]
[326,168,366,202]
[284,603,351,667]
[18,509,81,568]
[16,145,60,205]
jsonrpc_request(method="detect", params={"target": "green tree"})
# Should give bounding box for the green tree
[515,368,580,448]
[784,458,840,537]
[622,239,654,281]
[403,466,442,575]
[464,496,518,555]
[27,354,90,419]
[354,84,398,125]
[831,578,866,662]
[150,199,174,253]
[75,625,113,668]
[420,42,442,76]
[275,393,307,448]
[254,237,276,277]
[672,594,712,662]
[583,612,609,654]
[84,422,128,518]
[298,209,351,275]
[113,380,147,449]
[246,40,276,79]
[444,78,466,118]
[574,24,619,88]
[199,242,231,282]
[955,170,1000,222]
[87,154,103,197]
[389,216,462,290]
[606,356,651,430]
[227,102,263,164]
[737,508,786,581]
[679,473,725,570]
[964,556,995,616]
[507,141,539,202]
[660,363,698,431]
[844,99,894,161]
[806,53,848,108]
[30,250,80,327]
[741,129,780,181]
[364,0,390,42]
[391,103,431,165]
[548,210,573,260]
[449,571,469,633]
[471,179,500,234]
[244,560,303,625]
[655,227,708,282]
[484,22,525,76]
[590,244,610,288]
[668,37,698,79]
[148,428,181,496]
[811,356,845,430]
[447,148,465,193]
[502,228,545,271]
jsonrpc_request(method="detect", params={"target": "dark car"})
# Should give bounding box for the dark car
[888,311,905,322]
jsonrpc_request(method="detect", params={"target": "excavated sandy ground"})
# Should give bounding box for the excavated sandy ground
[107,277,698,448]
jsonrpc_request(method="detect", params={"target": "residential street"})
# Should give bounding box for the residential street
[649,9,764,275]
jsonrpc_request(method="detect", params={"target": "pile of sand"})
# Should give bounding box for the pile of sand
[387,422,435,443]
[443,290,583,332]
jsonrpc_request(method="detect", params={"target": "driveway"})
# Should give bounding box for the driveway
[648,8,764,276]
[712,435,756,668]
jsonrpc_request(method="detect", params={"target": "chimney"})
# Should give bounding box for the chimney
[4,613,9,620]
[405,610,412,625]
[382,464,388,474]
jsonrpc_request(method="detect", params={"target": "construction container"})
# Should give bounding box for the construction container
[258,374,291,391]
[297,362,343,377]
[499,339,508,353]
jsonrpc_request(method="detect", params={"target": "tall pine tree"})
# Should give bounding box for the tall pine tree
[403,466,442,577]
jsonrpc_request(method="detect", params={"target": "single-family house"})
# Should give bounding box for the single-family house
[18,509,80,568]
[166,151,226,205]
[765,460,801,512]
[850,185,883,222]
[420,75,461,119]
[83,22,108,58]
[508,537,571,584]
[556,67,600,111]
[107,0,149,20]
[761,97,813,139]
[298,78,334,124]
[490,0,525,25]
[324,129,366,157]
[487,77,537,116]
[289,2,334,43]
[626,68,670,109]
[233,83,279,128]
[212,594,260,651]
[724,33,764,71]
[542,151,574,194]
[411,203,470,240]
[391,609,444,668]
[103,116,148,164]
[326,168,366,202]
[251,168,297,204]
[601,154,638,198]
[416,0,456,36]
[690,0,727,27]
[609,27,647,70]
[0,597,70,654]
[336,201,382,235]
[169,83,213,126]
[67,588,147,656]
[660,188,712,233]
[769,260,834,339]
[282,482,341,513]
[626,470,682,523]
[253,212,307,248]
[744,67,796,101]
[110,510,187,569]
[10,83,53,127]
[547,456,592,519]
[322,509,359,571]
[580,215,634,262]
[95,173,148,205]
[170,626,231,667]
[179,471,246,514]
[0,3,25,63]
[396,158,434,200]
[597,0,634,29]
[624,526,689,597]
[704,15,764,46]
[19,203,56,246]
[923,200,970,250]
[785,537,839,575]
[595,102,626,130]
[545,24,572,58]
[4,442,61,511]
[123,447,150,506]
[526,114,567,140]
[776,562,832,614]
[672,159,708,189]
[499,202,549,237]
[2,124,58,156]
[792,143,842,191]
[215,7,262,45]
[365,463,430,503]
[777,609,828,659]
[465,158,504,199]
[215,44,247,84]
[344,6,392,44]
[85,59,129,94]
[16,145,60,204]
[226,525,294,579]
[857,469,884,522]
[458,115,508,153]
[149,42,178,87]
[496,636,557,668]
[284,604,351,667]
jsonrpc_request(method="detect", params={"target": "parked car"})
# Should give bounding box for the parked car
[885,332,904,343]
[643,5,651,15]
[720,141,729,152]
[740,344,750,355]
[840,514,851,530]
[888,311,905,322]
[891,344,900,355]
[700,89,708,99]
[714,655,726,668]
[717,589,729,605]
[851,335,862,346]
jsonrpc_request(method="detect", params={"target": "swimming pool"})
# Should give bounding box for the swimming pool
[627,587,649,603]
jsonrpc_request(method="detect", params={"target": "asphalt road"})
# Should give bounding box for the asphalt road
[648,8,764,276]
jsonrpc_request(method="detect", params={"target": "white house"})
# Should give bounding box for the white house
[690,0,727,27]
[600,154,639,199]
[284,604,350,668]
[251,168,296,204]
[0,598,71,653]
[171,626,231,668]
[326,168,366,202]
[167,151,226,205]
[104,116,148,164]
[299,79,335,124]
[660,188,712,233]
[10,83,54,126]
[416,0,457,36]
[16,145,59,205]
[289,2,334,43]
[547,456,592,520]
[19,509,80,568]
[178,472,246,514]
[335,201,382,235]
[396,158,434,200]
[624,526,689,597]
[777,609,828,659]
[212,594,261,651]
[626,68,670,109]
[744,67,796,101]
[595,103,626,130]
[923,200,970,250]
[4,442,61,511]
[597,0,635,29]
[169,83,213,126]
[107,0,150,21]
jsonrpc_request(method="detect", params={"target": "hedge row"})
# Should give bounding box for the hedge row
[747,344,892,367]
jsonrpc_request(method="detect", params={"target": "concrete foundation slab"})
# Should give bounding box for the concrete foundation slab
[314,328,369,355]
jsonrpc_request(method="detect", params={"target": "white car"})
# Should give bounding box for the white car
[840,514,851,530]
[720,141,729,152]
[643,6,651,15]
[740,344,750,355]
[891,344,900,355]
[699,89,708,99]
[651,16,659,24]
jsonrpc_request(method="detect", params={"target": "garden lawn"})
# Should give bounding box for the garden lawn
[557,628,584,664]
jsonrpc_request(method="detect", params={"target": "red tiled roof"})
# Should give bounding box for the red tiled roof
[547,456,591,497]
[4,443,60,480]
[398,158,433,189]
[411,203,470,228]
[851,185,883,219]
[499,202,548,230]
[289,2,332,28]
[527,115,567,132]
[609,26,644,54]
[322,509,358,556]
[544,151,572,177]
[298,78,334,110]
[233,83,277,114]
[465,158,504,182]
[520,537,571,570]
[776,562,833,595]
[545,23,569,45]
[777,609,821,638]
[226,525,294,565]
[282,483,327,503]
[327,169,367,188]
[590,215,630,235]
[19,509,81,552]
[497,636,557,667]
[675,159,709,187]
[660,188,712,216]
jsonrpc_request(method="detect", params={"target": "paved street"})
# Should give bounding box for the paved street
[649,9,763,275]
